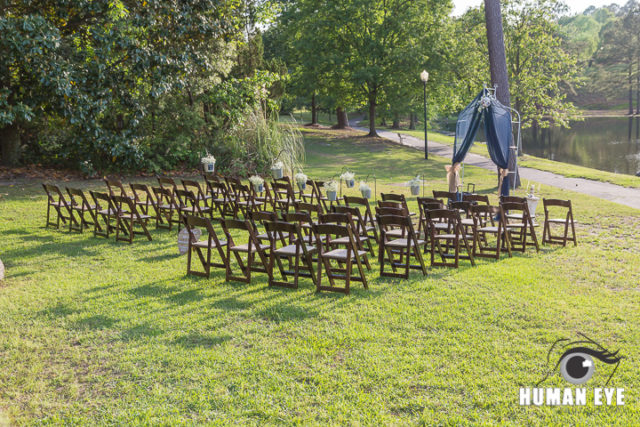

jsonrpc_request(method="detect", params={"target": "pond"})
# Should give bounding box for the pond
[521,117,640,176]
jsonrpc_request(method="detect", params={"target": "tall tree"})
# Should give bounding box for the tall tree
[484,0,511,108]
[275,0,451,137]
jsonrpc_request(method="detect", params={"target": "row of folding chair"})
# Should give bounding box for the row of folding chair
[184,211,372,294]
[42,183,153,244]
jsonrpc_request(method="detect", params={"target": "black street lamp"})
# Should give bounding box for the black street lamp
[420,70,429,160]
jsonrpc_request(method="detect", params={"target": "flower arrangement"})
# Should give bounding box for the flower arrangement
[295,172,307,184]
[527,184,536,198]
[341,171,355,188]
[324,180,339,201]
[359,181,371,199]
[201,153,216,172]
[409,175,421,195]
[271,160,284,178]
[201,153,216,165]
[249,175,264,192]
[295,172,308,190]
[340,171,355,181]
[249,175,264,186]
[323,180,339,193]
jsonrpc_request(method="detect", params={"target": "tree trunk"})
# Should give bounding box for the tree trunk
[409,113,416,130]
[367,91,378,137]
[485,0,519,187]
[629,62,634,115]
[0,123,21,166]
[311,93,318,125]
[335,107,348,129]
[484,0,511,108]
[636,59,639,114]
[391,113,400,129]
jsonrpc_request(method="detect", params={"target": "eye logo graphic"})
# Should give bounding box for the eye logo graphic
[537,333,623,386]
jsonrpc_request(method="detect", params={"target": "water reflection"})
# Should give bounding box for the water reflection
[523,117,640,176]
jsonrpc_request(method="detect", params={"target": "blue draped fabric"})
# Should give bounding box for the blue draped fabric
[453,93,483,164]
[453,89,513,196]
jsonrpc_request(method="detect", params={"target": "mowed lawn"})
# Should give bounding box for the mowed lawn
[1,128,639,424]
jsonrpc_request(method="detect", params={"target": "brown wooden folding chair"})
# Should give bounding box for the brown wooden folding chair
[130,183,157,217]
[113,195,153,243]
[470,204,512,259]
[320,212,372,269]
[182,179,212,209]
[381,193,416,217]
[271,180,300,214]
[312,223,369,294]
[344,196,379,244]
[104,177,130,198]
[157,177,178,196]
[331,205,375,255]
[265,221,318,289]
[311,180,341,213]
[42,184,76,230]
[426,209,475,268]
[416,197,442,235]
[206,179,235,218]
[377,214,427,279]
[248,211,288,245]
[175,188,213,228]
[433,190,457,207]
[252,181,274,212]
[285,211,320,246]
[230,181,263,218]
[299,179,316,204]
[89,191,119,238]
[463,194,490,205]
[501,201,540,252]
[221,219,270,283]
[542,198,577,247]
[66,187,97,232]
[153,186,180,230]
[185,215,228,278]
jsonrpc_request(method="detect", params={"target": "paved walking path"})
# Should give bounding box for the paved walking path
[351,120,640,210]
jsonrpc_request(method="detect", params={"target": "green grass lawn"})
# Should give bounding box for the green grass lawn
[1,128,639,424]
[366,124,640,189]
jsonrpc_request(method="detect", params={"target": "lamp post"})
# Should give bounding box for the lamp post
[420,70,429,160]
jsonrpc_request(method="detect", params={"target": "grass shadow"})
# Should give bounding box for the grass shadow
[172,332,231,349]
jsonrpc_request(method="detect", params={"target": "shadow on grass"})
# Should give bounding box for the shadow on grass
[73,314,118,330]
[167,289,203,305]
[172,332,231,348]
[121,323,162,341]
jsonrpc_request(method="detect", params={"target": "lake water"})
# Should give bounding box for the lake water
[521,117,640,176]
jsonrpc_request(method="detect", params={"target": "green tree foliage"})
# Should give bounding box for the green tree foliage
[457,0,580,129]
[1,0,293,173]
[267,0,452,136]
[595,1,640,114]
[503,0,580,128]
